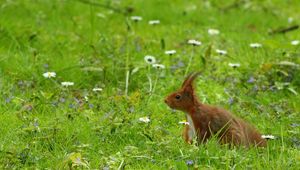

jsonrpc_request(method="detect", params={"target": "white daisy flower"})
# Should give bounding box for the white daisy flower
[43,72,56,78]
[84,96,89,102]
[249,43,262,48]
[165,50,176,55]
[131,16,142,22]
[288,17,294,23]
[139,117,150,123]
[261,134,275,140]
[179,121,190,125]
[152,64,165,69]
[61,81,74,87]
[92,88,103,92]
[291,40,300,46]
[187,39,202,46]
[216,49,227,55]
[144,55,156,64]
[208,28,220,35]
[228,63,240,68]
[149,20,160,25]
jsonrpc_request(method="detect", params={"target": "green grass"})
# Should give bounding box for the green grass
[0,0,300,169]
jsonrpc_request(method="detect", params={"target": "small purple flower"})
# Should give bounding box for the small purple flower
[43,63,49,68]
[186,160,194,166]
[69,103,75,108]
[170,60,185,72]
[252,85,259,92]
[5,97,12,103]
[247,77,255,83]
[291,123,300,127]
[177,61,185,67]
[89,104,94,109]
[33,121,39,127]
[59,97,66,103]
[228,97,234,105]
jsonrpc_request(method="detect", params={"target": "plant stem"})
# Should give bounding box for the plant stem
[147,75,152,93]
[152,72,159,93]
[147,71,159,103]
[125,70,129,96]
[125,17,131,96]
[89,0,95,44]
[185,47,195,76]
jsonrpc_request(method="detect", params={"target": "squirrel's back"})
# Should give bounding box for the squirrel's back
[197,104,267,147]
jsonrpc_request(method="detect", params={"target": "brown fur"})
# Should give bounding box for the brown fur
[164,72,267,147]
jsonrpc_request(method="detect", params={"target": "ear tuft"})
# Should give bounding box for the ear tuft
[181,72,201,88]
[181,72,194,88]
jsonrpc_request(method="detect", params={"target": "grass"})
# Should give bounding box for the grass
[0,0,300,169]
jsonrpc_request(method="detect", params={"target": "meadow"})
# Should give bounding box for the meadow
[0,0,300,169]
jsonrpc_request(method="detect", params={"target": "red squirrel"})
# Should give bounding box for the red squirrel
[164,72,267,147]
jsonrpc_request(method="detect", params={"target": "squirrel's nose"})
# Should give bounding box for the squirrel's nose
[164,99,168,104]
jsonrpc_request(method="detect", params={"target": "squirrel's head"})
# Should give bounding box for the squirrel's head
[164,72,201,112]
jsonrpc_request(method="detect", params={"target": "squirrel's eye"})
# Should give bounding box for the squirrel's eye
[175,94,181,100]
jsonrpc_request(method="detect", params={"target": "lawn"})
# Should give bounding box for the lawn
[0,0,300,169]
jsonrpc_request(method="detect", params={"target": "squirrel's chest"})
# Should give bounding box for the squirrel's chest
[186,114,196,140]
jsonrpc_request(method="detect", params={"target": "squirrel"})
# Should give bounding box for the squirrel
[164,72,267,147]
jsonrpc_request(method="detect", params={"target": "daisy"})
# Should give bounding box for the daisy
[148,20,160,25]
[61,81,74,87]
[165,50,176,55]
[43,72,56,78]
[187,39,202,46]
[216,49,227,55]
[92,88,103,92]
[139,117,150,123]
[261,134,275,140]
[228,63,240,68]
[249,43,262,48]
[208,28,220,35]
[291,40,300,46]
[131,16,142,22]
[152,64,165,69]
[144,55,156,64]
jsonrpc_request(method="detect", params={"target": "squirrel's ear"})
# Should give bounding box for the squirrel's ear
[181,72,201,90]
[181,72,193,88]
